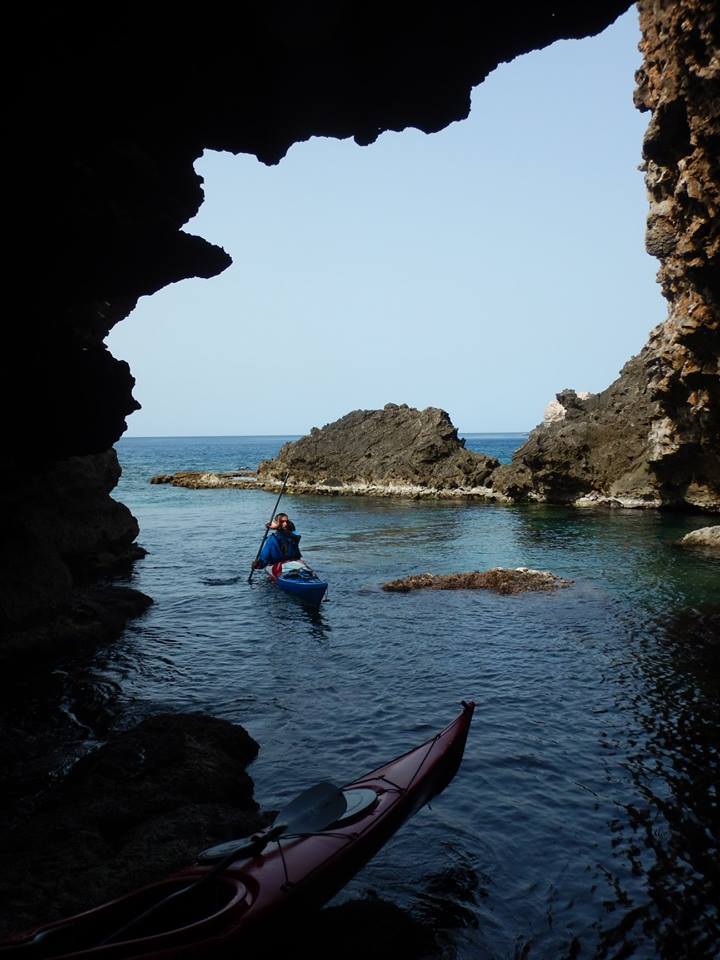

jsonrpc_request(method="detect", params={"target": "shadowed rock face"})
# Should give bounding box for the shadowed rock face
[496,0,719,511]
[0,451,151,669]
[0,714,265,940]
[490,357,666,507]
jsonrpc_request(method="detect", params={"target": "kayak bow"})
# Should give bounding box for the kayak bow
[267,559,328,607]
[3,702,475,959]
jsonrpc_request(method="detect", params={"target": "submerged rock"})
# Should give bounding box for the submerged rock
[382,567,573,594]
[678,526,720,548]
[150,471,257,489]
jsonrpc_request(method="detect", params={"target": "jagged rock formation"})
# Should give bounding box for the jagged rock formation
[257,404,498,496]
[491,367,668,507]
[150,375,716,511]
[496,0,719,511]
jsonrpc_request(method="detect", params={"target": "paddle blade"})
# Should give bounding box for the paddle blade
[274,781,347,836]
[197,782,346,865]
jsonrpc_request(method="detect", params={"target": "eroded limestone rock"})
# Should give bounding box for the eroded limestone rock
[382,568,572,594]
[679,526,720,548]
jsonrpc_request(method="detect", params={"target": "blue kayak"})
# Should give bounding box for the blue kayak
[267,559,328,607]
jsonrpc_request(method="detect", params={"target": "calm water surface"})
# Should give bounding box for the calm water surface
[76,436,719,957]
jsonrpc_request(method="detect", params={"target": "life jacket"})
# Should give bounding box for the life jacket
[258,529,302,567]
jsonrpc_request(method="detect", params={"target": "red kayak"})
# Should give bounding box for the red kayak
[2,702,475,959]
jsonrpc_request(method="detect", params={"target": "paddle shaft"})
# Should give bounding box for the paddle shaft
[248,473,290,583]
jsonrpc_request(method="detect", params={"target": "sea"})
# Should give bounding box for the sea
[86,435,720,957]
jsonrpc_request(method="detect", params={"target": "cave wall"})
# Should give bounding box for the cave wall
[635,0,719,503]
[7,0,718,663]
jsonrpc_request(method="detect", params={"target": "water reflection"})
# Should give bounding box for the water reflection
[594,605,720,959]
[301,602,332,641]
[251,578,333,642]
[9,437,720,960]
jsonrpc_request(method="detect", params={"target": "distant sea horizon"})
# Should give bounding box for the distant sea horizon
[120,431,531,440]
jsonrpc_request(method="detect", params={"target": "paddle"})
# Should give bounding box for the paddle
[99,781,346,948]
[247,472,290,584]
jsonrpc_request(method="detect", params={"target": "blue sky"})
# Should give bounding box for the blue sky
[109,8,664,436]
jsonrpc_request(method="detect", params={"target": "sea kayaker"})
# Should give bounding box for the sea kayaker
[252,513,302,569]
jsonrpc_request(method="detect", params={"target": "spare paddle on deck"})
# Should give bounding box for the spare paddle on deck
[248,472,290,584]
[198,781,347,863]
[100,781,346,947]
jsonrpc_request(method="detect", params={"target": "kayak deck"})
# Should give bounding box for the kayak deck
[268,559,328,607]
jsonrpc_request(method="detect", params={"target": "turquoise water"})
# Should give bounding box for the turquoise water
[103,436,719,958]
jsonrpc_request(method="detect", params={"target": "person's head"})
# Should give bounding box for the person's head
[276,513,294,530]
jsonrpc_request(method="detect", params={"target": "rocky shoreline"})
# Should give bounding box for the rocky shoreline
[150,402,719,513]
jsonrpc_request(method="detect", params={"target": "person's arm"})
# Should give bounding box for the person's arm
[256,533,280,568]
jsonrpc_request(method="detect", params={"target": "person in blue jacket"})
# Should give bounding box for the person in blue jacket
[253,512,302,569]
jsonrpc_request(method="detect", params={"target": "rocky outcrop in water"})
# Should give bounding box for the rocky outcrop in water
[257,404,498,496]
[491,366,667,507]
[382,568,572,594]
[153,369,718,513]
[679,525,720,548]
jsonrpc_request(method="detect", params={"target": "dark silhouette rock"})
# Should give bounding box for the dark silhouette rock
[0,713,266,940]
[0,451,150,670]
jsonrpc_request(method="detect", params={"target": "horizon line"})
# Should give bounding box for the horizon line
[118,430,531,439]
